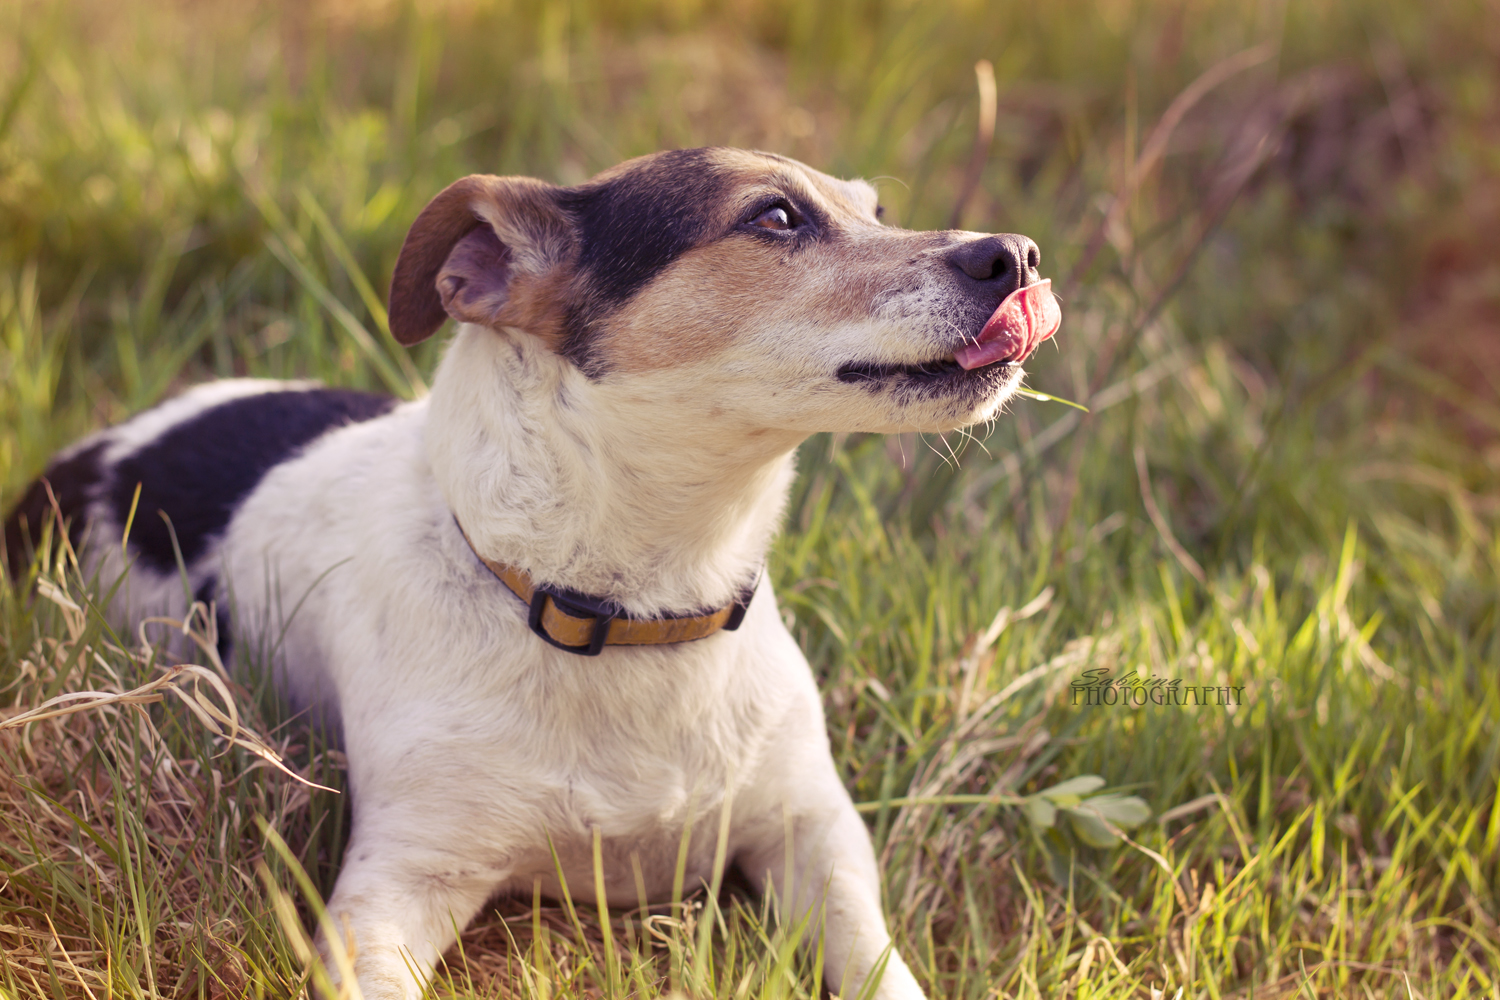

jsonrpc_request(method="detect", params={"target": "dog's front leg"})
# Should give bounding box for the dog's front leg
[739,779,926,1000]
[316,821,506,999]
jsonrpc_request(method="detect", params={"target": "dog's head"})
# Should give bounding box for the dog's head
[390,147,1059,434]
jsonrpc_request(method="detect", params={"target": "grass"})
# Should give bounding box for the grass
[2,0,1498,997]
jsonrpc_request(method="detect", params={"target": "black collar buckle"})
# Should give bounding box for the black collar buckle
[525,567,762,657]
[527,584,620,656]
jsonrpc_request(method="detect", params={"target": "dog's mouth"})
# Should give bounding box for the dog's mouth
[838,280,1062,387]
[836,355,1001,385]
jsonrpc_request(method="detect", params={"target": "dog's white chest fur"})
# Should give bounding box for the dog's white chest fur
[217,383,820,904]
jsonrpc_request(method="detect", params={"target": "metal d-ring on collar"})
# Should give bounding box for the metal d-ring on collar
[457,519,759,656]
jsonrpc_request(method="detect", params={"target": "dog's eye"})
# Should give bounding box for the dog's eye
[750,205,794,231]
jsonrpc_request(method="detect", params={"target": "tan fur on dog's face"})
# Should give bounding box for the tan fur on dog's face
[390,148,1049,435]
[597,150,895,373]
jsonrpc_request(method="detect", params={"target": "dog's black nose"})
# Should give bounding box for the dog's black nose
[947,235,1041,297]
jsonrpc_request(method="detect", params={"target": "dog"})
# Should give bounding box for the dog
[3,147,1060,999]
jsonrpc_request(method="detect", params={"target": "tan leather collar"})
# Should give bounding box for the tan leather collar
[458,522,756,656]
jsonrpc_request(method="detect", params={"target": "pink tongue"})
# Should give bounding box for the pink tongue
[953,279,1061,370]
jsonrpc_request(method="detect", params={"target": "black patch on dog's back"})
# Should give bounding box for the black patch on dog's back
[3,441,108,579]
[110,388,396,573]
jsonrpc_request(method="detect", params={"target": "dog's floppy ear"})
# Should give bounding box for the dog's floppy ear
[388,175,574,346]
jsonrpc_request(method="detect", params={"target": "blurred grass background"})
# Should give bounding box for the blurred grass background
[1,0,1498,996]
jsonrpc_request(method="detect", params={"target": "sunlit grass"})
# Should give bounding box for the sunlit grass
[2,0,1497,997]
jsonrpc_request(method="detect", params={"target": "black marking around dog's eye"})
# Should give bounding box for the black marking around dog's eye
[559,149,727,307]
[3,440,107,579]
[109,388,396,573]
[553,148,732,375]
